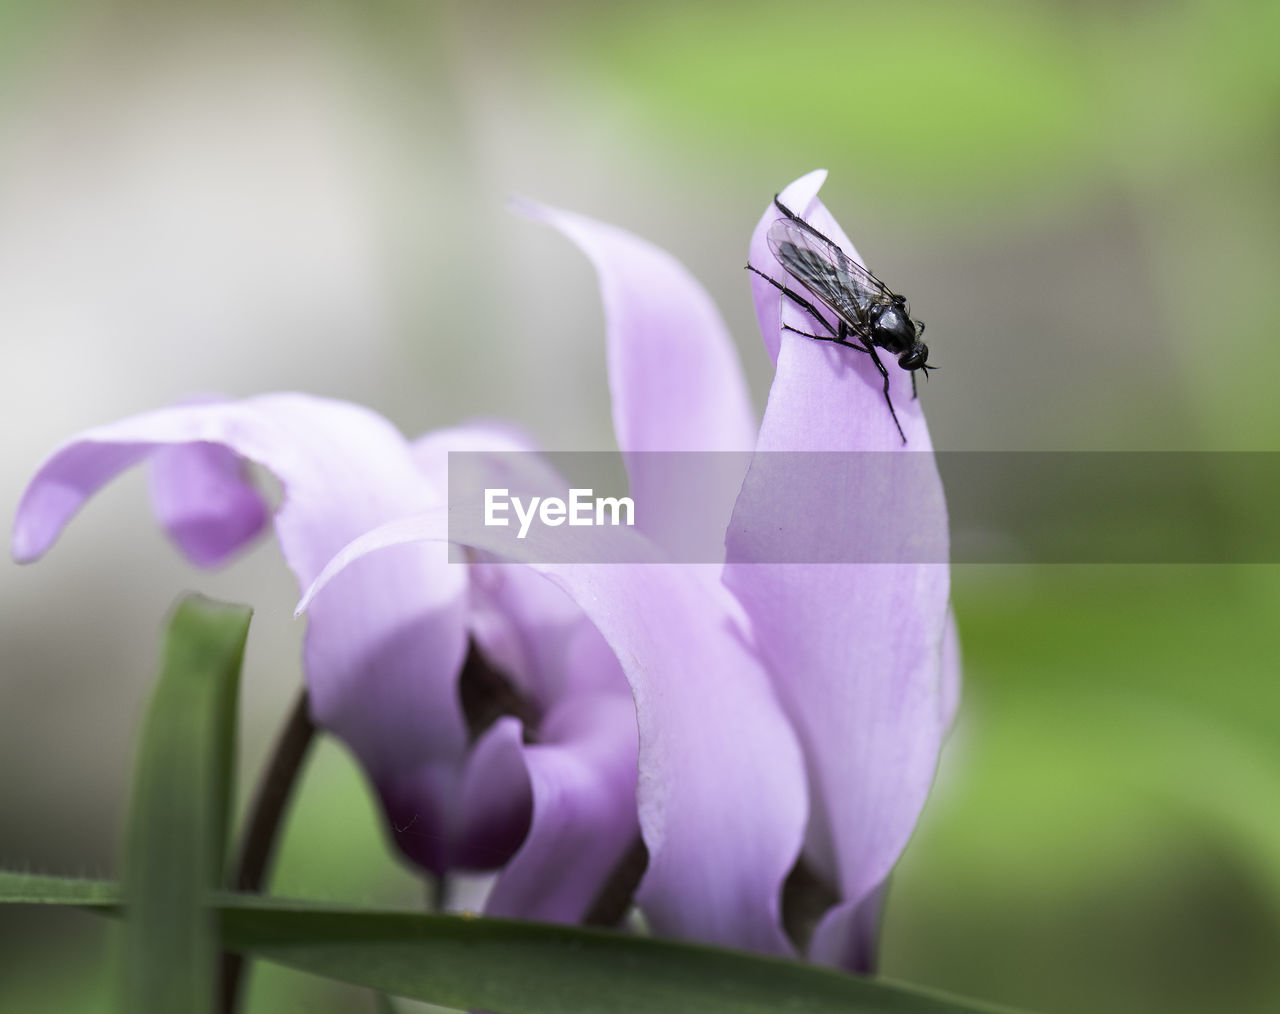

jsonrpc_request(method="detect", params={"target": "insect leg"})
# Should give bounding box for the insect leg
[863,343,907,444]
[832,321,875,355]
[746,264,838,335]
[783,324,869,353]
[782,324,831,341]
[788,318,905,441]
[911,370,918,400]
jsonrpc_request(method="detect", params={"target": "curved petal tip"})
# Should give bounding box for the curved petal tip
[786,168,828,198]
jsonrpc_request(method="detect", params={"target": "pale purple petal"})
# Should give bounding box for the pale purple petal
[415,420,635,880]
[149,441,269,568]
[467,561,626,710]
[517,200,756,557]
[808,880,886,974]
[410,420,542,484]
[449,717,534,871]
[748,169,833,366]
[416,559,638,911]
[299,509,807,955]
[13,394,472,874]
[727,175,952,968]
[377,763,469,876]
[486,691,639,923]
[412,422,621,706]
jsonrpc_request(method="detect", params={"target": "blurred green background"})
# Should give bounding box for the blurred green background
[1,1,1278,1011]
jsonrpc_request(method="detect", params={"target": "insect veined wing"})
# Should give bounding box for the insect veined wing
[766,217,891,326]
[766,219,863,324]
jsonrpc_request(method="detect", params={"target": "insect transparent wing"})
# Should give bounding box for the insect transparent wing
[767,218,893,323]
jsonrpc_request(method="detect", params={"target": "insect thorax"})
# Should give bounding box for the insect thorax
[871,306,916,354]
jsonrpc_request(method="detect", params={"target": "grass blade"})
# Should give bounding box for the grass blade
[215,904,1013,1014]
[0,875,1018,1014]
[120,595,251,1013]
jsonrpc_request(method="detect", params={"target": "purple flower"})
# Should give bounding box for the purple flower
[11,169,958,970]
[299,170,959,966]
[11,400,642,923]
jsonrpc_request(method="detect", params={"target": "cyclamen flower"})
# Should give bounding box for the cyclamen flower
[12,403,642,922]
[12,169,957,970]
[303,169,958,966]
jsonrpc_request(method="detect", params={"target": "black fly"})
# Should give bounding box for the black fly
[747,196,933,444]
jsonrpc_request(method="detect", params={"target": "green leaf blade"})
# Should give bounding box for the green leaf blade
[373,990,403,1014]
[0,871,119,907]
[0,875,1020,1014]
[215,904,1016,1014]
[120,594,252,1014]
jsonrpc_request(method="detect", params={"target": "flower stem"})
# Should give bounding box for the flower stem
[219,689,316,1014]
[428,872,450,913]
